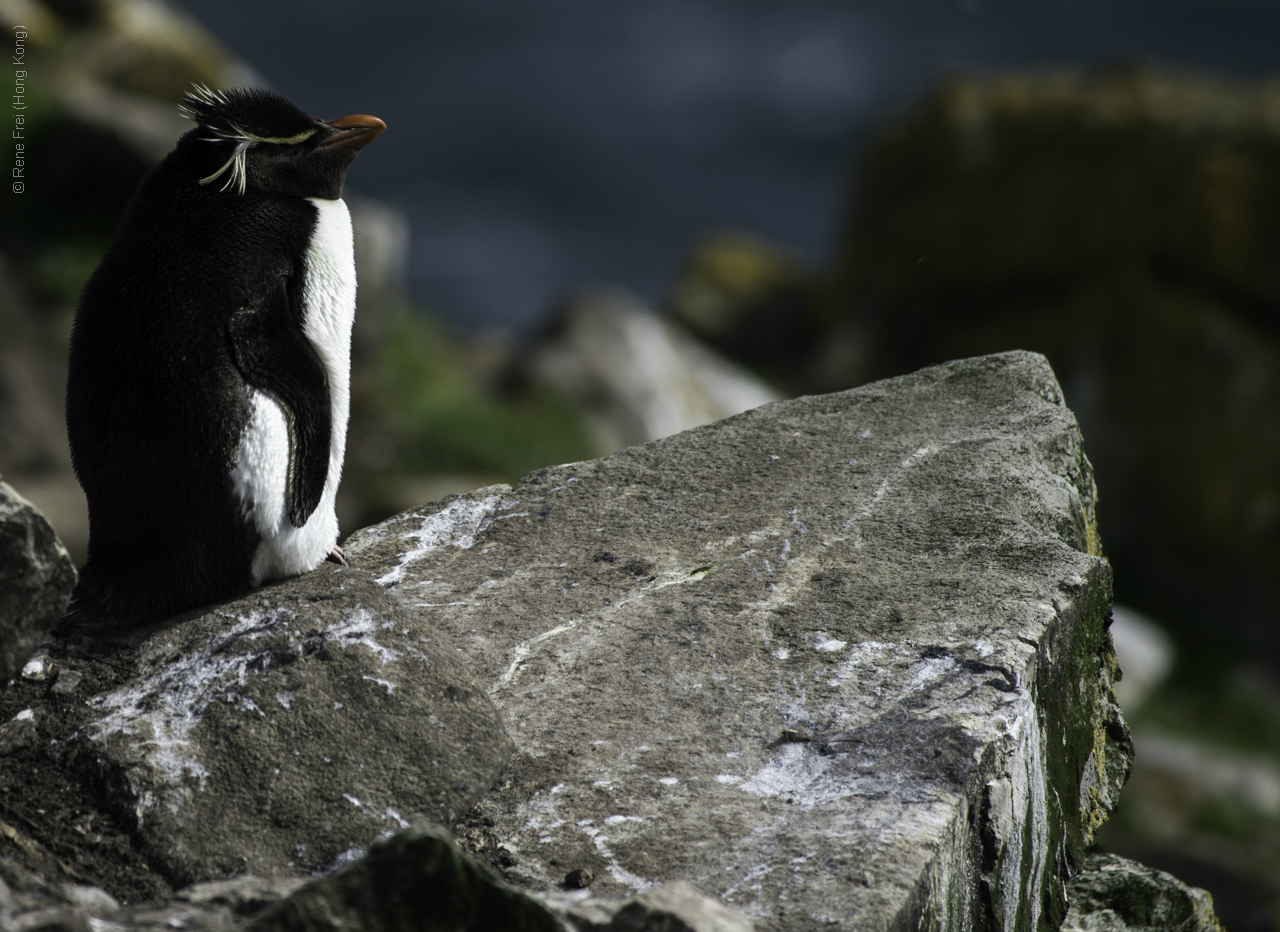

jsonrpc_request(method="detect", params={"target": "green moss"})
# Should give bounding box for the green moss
[1189,795,1264,840]
[30,241,106,305]
[1082,493,1103,559]
[1132,679,1280,762]
[370,308,597,481]
[1076,586,1132,849]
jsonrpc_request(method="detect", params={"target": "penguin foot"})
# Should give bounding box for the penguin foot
[326,544,349,567]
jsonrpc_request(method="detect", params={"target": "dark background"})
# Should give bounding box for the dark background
[176,0,1280,331]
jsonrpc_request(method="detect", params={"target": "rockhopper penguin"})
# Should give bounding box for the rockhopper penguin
[61,86,385,631]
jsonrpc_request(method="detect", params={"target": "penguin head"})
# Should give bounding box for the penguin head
[177,85,385,200]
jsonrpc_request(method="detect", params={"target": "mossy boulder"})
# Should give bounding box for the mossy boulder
[835,66,1280,674]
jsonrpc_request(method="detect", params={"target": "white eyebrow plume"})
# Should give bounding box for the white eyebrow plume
[197,132,252,194]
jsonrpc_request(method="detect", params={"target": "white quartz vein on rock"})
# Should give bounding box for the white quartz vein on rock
[517,789,656,893]
[489,564,720,695]
[329,607,400,664]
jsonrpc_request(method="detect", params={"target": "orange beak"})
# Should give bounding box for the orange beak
[319,114,386,150]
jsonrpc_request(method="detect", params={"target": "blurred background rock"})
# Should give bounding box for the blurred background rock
[4,0,1280,928]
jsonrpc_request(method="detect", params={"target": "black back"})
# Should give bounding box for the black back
[63,88,364,629]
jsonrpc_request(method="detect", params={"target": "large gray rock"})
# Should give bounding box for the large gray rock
[343,350,1129,931]
[1,480,76,683]
[47,567,513,886]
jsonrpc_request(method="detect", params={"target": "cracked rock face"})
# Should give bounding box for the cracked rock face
[1,480,77,683]
[51,568,513,886]
[343,350,1129,931]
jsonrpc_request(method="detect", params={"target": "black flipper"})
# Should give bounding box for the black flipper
[227,271,331,528]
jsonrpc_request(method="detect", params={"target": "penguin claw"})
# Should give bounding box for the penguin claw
[326,544,349,567]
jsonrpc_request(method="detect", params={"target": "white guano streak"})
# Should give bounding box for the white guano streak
[376,494,506,586]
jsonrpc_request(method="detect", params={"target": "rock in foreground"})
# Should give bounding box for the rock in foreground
[343,350,1128,931]
[245,824,568,932]
[0,479,76,682]
[0,826,753,932]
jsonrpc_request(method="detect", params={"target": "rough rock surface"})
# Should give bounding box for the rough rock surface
[340,350,1128,931]
[0,853,303,932]
[247,824,753,932]
[43,567,513,886]
[0,480,77,683]
[1060,852,1224,932]
[0,827,753,932]
[2,350,1169,930]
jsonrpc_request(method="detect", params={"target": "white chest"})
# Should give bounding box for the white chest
[231,197,357,585]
